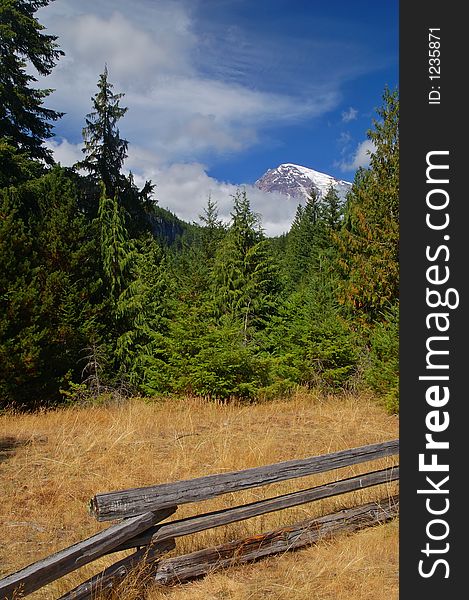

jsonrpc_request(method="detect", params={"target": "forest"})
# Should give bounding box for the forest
[0,1,399,412]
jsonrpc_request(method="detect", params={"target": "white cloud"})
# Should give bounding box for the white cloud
[61,11,194,84]
[338,139,376,172]
[128,156,297,237]
[36,1,384,235]
[45,140,296,236]
[121,77,334,162]
[337,131,352,148]
[40,2,343,165]
[341,107,358,122]
[44,138,83,166]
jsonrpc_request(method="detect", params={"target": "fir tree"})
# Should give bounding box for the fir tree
[114,237,167,389]
[212,189,278,337]
[0,138,44,187]
[0,167,101,407]
[79,67,154,232]
[198,194,226,261]
[0,0,64,162]
[320,184,343,232]
[97,184,134,304]
[96,185,167,390]
[335,87,399,321]
[285,188,321,287]
[79,66,129,199]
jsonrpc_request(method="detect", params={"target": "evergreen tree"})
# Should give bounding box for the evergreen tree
[79,66,128,198]
[270,180,359,391]
[0,0,64,162]
[285,188,321,287]
[97,184,134,305]
[320,184,343,232]
[335,87,399,322]
[212,190,278,337]
[143,198,228,397]
[79,67,154,231]
[95,184,136,372]
[114,237,168,390]
[0,167,101,407]
[166,190,280,400]
[96,185,168,391]
[198,194,226,261]
[0,139,44,187]
[364,303,399,413]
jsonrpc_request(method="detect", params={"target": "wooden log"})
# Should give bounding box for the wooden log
[90,439,399,521]
[112,466,398,552]
[151,496,399,586]
[58,539,176,600]
[0,507,176,600]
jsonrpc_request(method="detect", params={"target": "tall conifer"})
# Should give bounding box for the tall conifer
[335,87,399,321]
[79,67,154,232]
[80,66,128,199]
[0,0,64,162]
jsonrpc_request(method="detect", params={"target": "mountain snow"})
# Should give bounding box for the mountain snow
[255,163,352,203]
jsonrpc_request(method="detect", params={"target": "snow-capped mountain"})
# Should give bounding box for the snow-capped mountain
[255,163,352,202]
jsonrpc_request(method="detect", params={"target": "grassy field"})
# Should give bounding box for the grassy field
[0,391,399,599]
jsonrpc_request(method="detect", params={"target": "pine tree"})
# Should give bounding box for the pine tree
[320,184,343,232]
[79,66,129,199]
[79,67,154,232]
[0,0,64,162]
[285,188,321,287]
[198,194,226,261]
[212,189,278,337]
[335,87,399,322]
[0,167,102,407]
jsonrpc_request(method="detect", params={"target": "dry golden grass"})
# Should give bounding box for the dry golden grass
[0,390,399,599]
[146,521,399,600]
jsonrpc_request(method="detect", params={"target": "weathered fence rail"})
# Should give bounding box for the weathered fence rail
[89,439,399,521]
[0,439,399,600]
[0,508,176,599]
[149,495,400,588]
[110,466,399,552]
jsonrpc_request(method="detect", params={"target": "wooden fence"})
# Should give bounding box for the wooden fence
[0,439,399,600]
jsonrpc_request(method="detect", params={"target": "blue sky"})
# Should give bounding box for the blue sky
[38,0,398,235]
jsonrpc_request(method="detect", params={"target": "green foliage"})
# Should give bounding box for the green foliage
[335,88,399,322]
[364,304,399,413]
[212,190,280,334]
[284,185,344,292]
[0,166,102,407]
[188,323,271,400]
[198,195,227,260]
[320,184,343,231]
[78,68,154,233]
[0,0,64,161]
[0,75,399,409]
[97,186,135,303]
[79,66,129,198]
[284,190,319,287]
[114,239,167,387]
[266,287,359,393]
[150,205,194,247]
[302,314,359,390]
[0,140,44,187]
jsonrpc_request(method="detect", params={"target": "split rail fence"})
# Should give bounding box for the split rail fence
[0,439,399,599]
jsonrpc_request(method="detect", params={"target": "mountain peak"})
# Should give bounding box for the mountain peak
[255,163,352,202]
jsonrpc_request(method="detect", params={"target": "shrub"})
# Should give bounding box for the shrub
[364,304,399,413]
